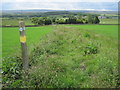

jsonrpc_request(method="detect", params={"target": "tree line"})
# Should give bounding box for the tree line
[31,14,100,25]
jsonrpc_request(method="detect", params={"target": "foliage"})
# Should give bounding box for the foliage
[93,16,100,24]
[76,19,84,24]
[44,18,52,25]
[26,26,118,88]
[55,19,66,24]
[2,25,118,88]
[30,15,99,25]
[84,44,98,55]
[87,14,93,24]
[31,17,39,25]
[84,33,91,38]
[67,16,77,24]
[87,15,100,24]
[31,17,52,25]
[2,56,22,88]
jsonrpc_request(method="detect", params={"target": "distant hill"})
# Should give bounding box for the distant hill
[2,9,117,14]
[1,9,118,18]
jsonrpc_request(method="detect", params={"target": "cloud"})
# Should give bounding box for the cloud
[2,0,119,3]
[2,2,118,11]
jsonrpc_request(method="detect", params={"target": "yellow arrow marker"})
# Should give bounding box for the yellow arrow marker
[20,36,26,43]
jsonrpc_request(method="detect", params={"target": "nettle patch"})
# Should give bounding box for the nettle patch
[84,44,98,55]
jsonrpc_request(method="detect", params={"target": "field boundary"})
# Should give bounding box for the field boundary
[1,24,120,27]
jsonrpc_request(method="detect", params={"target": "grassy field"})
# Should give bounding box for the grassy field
[1,19,34,26]
[0,27,1,83]
[2,25,118,57]
[2,26,54,57]
[64,24,118,38]
[100,19,118,24]
[1,18,118,26]
[2,25,118,88]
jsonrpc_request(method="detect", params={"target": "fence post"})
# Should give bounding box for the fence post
[19,20,29,71]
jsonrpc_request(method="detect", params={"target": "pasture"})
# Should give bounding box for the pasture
[99,19,118,24]
[2,24,119,88]
[64,24,118,38]
[2,26,54,57]
[2,25,118,57]
[1,18,118,26]
[1,19,34,26]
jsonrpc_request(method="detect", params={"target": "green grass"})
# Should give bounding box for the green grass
[28,26,118,88]
[1,19,34,26]
[0,27,1,60]
[2,25,118,57]
[1,18,118,26]
[100,19,118,24]
[63,24,118,38]
[0,27,1,65]
[2,25,118,88]
[2,26,54,57]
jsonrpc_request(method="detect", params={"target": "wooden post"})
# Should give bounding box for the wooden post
[19,20,29,71]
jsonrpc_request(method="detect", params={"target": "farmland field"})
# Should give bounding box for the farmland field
[1,19,34,26]
[2,24,119,88]
[2,26,54,57]
[1,18,118,26]
[100,19,118,24]
[64,24,118,38]
[2,25,118,57]
[1,2,119,88]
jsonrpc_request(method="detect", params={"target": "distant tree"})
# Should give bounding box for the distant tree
[55,19,66,24]
[44,18,52,25]
[93,16,100,24]
[65,19,69,24]
[37,18,44,25]
[76,19,83,24]
[31,17,39,25]
[88,14,93,24]
[68,16,77,24]
[63,15,67,18]
[78,13,82,19]
[82,18,88,24]
[51,17,56,24]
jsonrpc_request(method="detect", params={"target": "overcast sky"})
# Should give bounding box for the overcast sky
[1,0,119,10]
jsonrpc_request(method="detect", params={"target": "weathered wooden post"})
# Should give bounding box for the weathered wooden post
[19,20,29,71]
